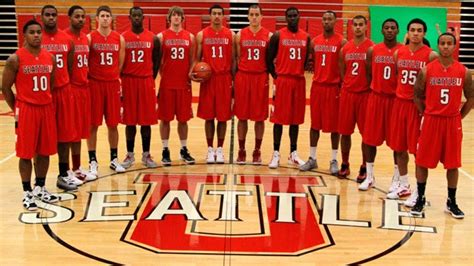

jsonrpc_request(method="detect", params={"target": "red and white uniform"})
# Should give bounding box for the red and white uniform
[270,27,308,125]
[234,26,270,121]
[158,29,193,122]
[388,45,431,154]
[416,59,466,169]
[338,38,373,135]
[362,42,402,146]
[65,28,91,139]
[88,30,122,126]
[14,48,57,159]
[310,33,344,132]
[197,26,233,121]
[121,29,157,126]
[42,30,79,142]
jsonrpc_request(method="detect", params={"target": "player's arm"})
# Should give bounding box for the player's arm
[190,31,203,82]
[304,35,311,71]
[393,50,399,75]
[428,51,438,62]
[235,30,241,69]
[338,46,345,81]
[1,54,19,111]
[413,66,427,115]
[188,33,197,80]
[231,31,237,78]
[118,35,126,72]
[435,23,442,36]
[266,31,279,79]
[152,35,161,79]
[87,33,91,46]
[67,39,75,77]
[366,46,373,86]
[50,54,57,93]
[460,68,474,119]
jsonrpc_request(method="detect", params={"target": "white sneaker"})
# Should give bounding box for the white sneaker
[288,151,305,166]
[74,168,97,182]
[404,189,418,207]
[67,170,84,186]
[215,147,225,164]
[268,151,280,169]
[388,176,400,193]
[122,152,135,169]
[22,191,38,211]
[89,161,99,177]
[110,158,126,173]
[359,177,375,191]
[206,147,215,164]
[387,183,411,199]
[32,186,59,203]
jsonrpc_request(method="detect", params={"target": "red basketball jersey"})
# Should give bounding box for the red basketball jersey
[15,48,54,105]
[276,27,309,77]
[122,29,155,77]
[370,42,402,94]
[160,29,192,90]
[64,28,89,86]
[312,33,344,85]
[89,30,121,81]
[341,38,373,92]
[396,45,432,100]
[424,59,466,117]
[201,26,233,74]
[41,30,72,87]
[238,26,270,73]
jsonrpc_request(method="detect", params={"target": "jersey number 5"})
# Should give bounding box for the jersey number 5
[440,88,450,105]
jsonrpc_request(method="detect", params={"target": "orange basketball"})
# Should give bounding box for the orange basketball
[192,62,212,81]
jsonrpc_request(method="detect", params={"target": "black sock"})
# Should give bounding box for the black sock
[273,124,282,151]
[89,150,97,163]
[35,177,45,187]
[141,126,151,153]
[111,148,118,161]
[290,144,297,153]
[59,162,69,177]
[417,182,426,199]
[448,187,457,202]
[289,125,299,152]
[126,139,135,153]
[22,181,32,192]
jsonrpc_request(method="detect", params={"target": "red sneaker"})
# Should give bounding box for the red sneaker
[338,163,350,178]
[236,149,246,165]
[357,165,367,183]
[252,149,262,165]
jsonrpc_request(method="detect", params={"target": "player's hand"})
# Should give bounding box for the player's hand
[189,72,204,82]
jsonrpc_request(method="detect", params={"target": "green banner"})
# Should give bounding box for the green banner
[369,6,447,52]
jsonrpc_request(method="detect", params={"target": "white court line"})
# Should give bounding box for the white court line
[0,152,15,165]
[459,168,474,181]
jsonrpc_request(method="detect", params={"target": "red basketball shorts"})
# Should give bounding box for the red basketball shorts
[71,84,91,139]
[337,90,369,135]
[15,101,57,159]
[270,76,306,125]
[158,86,193,123]
[53,83,80,142]
[388,98,421,155]
[362,92,395,147]
[121,75,158,126]
[416,115,462,169]
[234,71,269,121]
[310,82,340,132]
[197,73,232,121]
[89,78,121,127]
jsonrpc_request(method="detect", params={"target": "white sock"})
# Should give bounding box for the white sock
[400,174,408,186]
[331,150,338,161]
[162,139,169,149]
[393,165,400,178]
[366,162,374,178]
[310,146,317,159]
[180,139,187,148]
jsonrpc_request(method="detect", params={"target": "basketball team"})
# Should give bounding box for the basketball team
[1,4,473,219]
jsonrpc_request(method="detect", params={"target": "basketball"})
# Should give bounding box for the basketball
[192,62,212,81]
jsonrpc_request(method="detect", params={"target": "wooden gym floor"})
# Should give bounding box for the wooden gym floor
[0,73,473,265]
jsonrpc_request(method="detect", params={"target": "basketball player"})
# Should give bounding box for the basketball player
[157,6,196,166]
[300,10,346,173]
[234,4,271,164]
[337,15,373,180]
[411,33,473,218]
[121,7,160,169]
[194,4,234,164]
[1,20,58,210]
[65,5,97,182]
[358,18,402,191]
[87,5,126,174]
[387,18,437,207]
[40,5,83,190]
[267,7,310,169]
